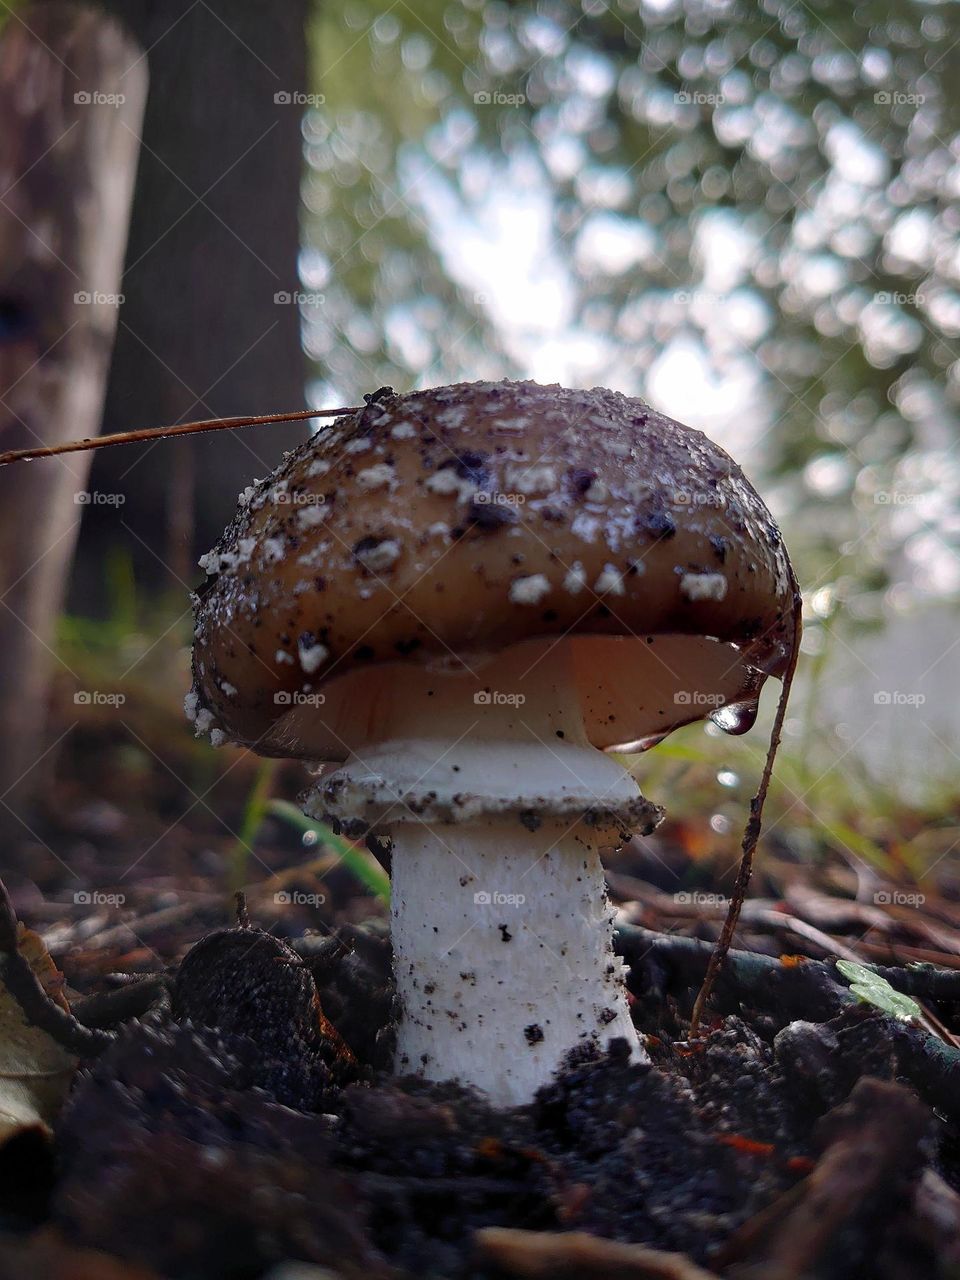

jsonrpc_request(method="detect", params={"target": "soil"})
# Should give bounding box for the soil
[0,915,954,1280]
[4,708,960,1277]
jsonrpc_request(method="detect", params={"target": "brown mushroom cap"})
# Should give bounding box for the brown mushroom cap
[189,380,800,758]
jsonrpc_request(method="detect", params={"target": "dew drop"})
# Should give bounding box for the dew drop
[711,697,760,736]
[717,769,739,789]
[302,830,319,848]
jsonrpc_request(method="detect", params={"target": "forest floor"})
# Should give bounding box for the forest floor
[2,619,960,1279]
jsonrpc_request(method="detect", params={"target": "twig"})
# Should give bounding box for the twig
[475,1227,717,1279]
[0,406,362,467]
[235,891,250,929]
[0,879,112,1056]
[617,925,851,1023]
[72,973,169,1029]
[50,899,215,954]
[747,908,864,963]
[689,585,804,1034]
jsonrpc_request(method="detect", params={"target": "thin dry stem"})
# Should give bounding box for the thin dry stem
[0,407,363,467]
[689,587,804,1035]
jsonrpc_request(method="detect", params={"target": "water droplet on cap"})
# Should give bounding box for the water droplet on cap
[711,697,760,736]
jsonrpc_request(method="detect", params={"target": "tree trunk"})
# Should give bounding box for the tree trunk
[74,0,310,607]
[0,4,147,833]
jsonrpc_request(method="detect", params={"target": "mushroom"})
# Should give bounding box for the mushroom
[189,380,799,1106]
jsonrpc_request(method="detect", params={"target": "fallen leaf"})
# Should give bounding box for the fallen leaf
[0,925,76,1144]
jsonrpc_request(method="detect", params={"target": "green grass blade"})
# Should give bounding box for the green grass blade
[267,799,391,903]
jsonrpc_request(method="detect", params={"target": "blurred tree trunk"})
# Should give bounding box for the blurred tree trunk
[0,5,146,835]
[75,0,310,606]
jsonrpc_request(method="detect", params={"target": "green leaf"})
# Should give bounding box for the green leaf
[836,960,922,1022]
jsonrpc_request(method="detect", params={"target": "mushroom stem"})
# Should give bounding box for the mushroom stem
[389,813,644,1106]
[306,641,660,1106]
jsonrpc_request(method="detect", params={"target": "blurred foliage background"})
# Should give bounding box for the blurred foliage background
[308,0,960,615]
[11,0,960,910]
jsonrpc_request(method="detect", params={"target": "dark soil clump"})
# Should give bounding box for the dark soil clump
[13,921,949,1278]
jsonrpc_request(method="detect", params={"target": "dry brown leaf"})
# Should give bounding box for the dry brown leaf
[0,924,76,1144]
[16,922,69,1010]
